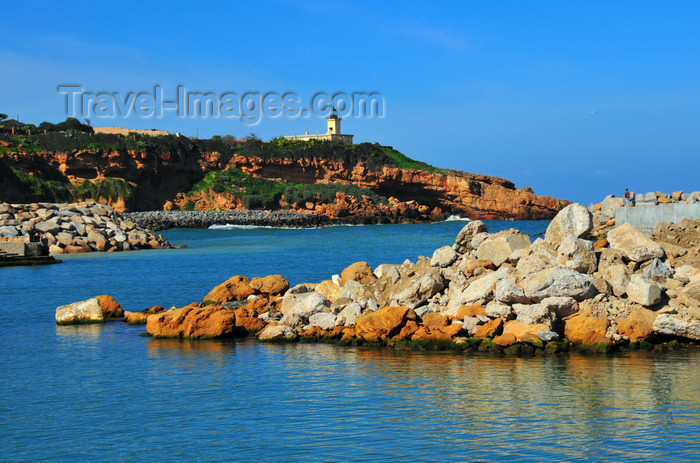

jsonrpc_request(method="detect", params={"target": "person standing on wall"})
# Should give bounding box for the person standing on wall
[624,188,631,206]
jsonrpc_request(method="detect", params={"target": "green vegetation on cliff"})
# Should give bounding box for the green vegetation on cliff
[188,168,389,210]
[1,117,436,172]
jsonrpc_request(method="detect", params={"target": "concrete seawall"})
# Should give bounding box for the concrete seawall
[615,204,700,233]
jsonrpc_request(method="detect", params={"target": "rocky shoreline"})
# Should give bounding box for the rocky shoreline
[122,210,333,231]
[56,203,700,354]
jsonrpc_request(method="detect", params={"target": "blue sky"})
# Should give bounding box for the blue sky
[2,0,699,205]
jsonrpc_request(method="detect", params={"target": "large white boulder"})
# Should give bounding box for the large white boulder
[545,203,593,247]
[55,298,104,325]
[476,230,530,266]
[626,274,662,306]
[607,223,664,262]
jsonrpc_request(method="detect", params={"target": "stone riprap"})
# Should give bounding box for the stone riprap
[122,210,332,231]
[64,204,700,353]
[0,202,173,254]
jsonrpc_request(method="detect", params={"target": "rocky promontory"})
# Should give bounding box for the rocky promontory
[58,203,700,352]
[0,202,173,254]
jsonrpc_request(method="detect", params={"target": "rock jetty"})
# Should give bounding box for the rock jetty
[0,202,173,254]
[122,210,332,231]
[57,204,700,353]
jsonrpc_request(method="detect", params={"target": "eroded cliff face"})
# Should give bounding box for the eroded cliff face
[224,156,568,220]
[3,148,568,221]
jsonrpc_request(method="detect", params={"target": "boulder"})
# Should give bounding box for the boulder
[124,311,150,325]
[146,305,238,338]
[599,263,631,297]
[340,261,377,286]
[502,320,551,342]
[445,269,501,314]
[676,285,700,308]
[461,259,497,277]
[607,224,664,262]
[336,302,363,326]
[375,264,401,284]
[455,304,486,318]
[520,267,598,302]
[563,311,609,344]
[539,296,578,319]
[513,303,551,325]
[308,312,337,331]
[494,276,530,304]
[641,258,671,283]
[617,308,657,342]
[96,295,124,319]
[393,268,445,309]
[249,275,289,296]
[257,324,298,341]
[493,332,518,347]
[315,280,343,303]
[204,276,255,304]
[626,274,662,306]
[474,318,504,339]
[355,306,417,341]
[453,220,488,254]
[545,203,593,247]
[476,229,531,266]
[280,291,330,318]
[485,301,514,319]
[430,245,458,268]
[600,195,625,217]
[339,279,363,301]
[556,236,597,274]
[235,316,266,334]
[0,225,18,238]
[653,314,700,341]
[421,312,449,328]
[56,298,104,325]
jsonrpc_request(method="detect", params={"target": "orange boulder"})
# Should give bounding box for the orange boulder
[474,318,504,339]
[421,312,449,328]
[456,304,487,318]
[617,308,657,342]
[249,275,289,296]
[564,310,609,344]
[493,332,517,346]
[355,306,417,340]
[203,276,255,304]
[340,261,377,286]
[96,295,124,319]
[146,305,238,339]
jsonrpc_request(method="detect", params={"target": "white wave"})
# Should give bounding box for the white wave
[207,223,320,230]
[443,215,470,222]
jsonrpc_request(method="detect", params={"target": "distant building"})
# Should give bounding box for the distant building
[283,107,353,143]
[93,127,169,136]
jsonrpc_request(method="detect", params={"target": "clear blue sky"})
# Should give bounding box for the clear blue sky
[2,0,699,205]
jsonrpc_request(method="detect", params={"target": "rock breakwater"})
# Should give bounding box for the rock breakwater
[57,203,700,353]
[0,202,173,254]
[122,210,333,231]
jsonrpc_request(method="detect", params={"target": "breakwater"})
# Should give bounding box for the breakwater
[122,210,333,231]
[59,203,700,352]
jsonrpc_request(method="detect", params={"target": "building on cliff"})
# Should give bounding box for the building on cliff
[93,127,169,136]
[283,107,353,143]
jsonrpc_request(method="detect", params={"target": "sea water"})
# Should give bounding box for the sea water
[1,220,699,462]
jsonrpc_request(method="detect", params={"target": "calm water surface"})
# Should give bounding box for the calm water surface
[1,220,699,462]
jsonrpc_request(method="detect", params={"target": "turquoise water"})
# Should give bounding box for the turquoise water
[1,220,699,462]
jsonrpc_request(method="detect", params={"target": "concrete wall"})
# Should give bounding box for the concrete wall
[0,242,47,257]
[615,204,700,233]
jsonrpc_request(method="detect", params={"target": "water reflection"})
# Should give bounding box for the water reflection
[55,323,104,339]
